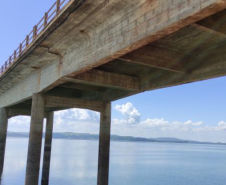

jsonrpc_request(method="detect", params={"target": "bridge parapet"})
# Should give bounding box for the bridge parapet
[0,0,72,77]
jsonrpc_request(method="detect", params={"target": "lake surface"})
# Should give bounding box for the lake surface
[1,138,226,185]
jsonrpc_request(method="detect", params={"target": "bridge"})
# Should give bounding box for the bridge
[1,0,226,184]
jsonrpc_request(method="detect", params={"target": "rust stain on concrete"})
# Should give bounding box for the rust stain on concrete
[36,69,42,91]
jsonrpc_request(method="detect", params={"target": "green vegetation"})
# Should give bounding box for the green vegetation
[7,132,225,145]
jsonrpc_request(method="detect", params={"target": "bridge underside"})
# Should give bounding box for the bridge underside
[7,9,226,113]
[1,1,226,185]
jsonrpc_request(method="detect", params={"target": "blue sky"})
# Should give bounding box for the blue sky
[1,1,226,142]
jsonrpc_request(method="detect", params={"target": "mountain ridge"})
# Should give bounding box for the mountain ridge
[7,132,225,145]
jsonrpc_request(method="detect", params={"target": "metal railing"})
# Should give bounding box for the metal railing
[0,0,72,77]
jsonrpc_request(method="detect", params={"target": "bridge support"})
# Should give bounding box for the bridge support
[25,94,45,185]
[97,102,111,185]
[41,112,54,185]
[0,108,8,178]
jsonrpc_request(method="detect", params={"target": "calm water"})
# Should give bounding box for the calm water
[1,138,226,185]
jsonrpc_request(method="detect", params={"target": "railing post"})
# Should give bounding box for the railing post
[33,25,37,40]
[44,12,48,27]
[56,0,61,14]
[14,50,17,61]
[26,35,29,46]
[9,57,12,65]
[19,44,22,54]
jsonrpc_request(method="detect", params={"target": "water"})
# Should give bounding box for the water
[1,138,226,185]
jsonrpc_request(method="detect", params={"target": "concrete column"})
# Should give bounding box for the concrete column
[41,112,54,185]
[25,94,45,185]
[97,102,111,185]
[0,108,8,177]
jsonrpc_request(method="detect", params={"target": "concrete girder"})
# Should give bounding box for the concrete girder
[119,45,187,73]
[64,69,141,92]
[45,95,103,112]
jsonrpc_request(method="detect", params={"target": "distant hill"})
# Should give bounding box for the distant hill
[7,132,225,145]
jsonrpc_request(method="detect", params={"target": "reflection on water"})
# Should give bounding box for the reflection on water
[1,138,226,185]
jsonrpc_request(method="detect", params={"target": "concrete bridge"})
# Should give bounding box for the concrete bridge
[1,0,226,184]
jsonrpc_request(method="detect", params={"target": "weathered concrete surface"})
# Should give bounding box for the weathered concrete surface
[7,109,31,118]
[25,94,45,185]
[0,108,8,177]
[1,0,226,107]
[97,102,111,185]
[41,112,54,185]
[45,95,103,112]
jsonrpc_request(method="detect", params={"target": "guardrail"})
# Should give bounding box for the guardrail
[0,0,72,77]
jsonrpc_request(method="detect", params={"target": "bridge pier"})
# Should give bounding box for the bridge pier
[0,108,8,178]
[97,102,111,185]
[41,112,54,185]
[25,94,45,185]
[2,94,110,184]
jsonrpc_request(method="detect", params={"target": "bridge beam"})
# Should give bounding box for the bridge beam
[0,108,8,178]
[197,9,226,35]
[119,45,187,73]
[25,94,45,185]
[97,102,111,185]
[45,95,103,112]
[41,112,54,185]
[64,69,141,92]
[7,109,31,118]
[191,23,226,39]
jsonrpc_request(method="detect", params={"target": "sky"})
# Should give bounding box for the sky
[1,1,226,143]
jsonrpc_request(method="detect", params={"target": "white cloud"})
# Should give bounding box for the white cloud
[218,121,226,129]
[55,109,99,121]
[140,118,169,128]
[184,120,203,126]
[8,116,31,132]
[8,109,100,133]
[114,102,140,124]
[53,109,100,133]
[112,103,226,142]
[7,103,226,142]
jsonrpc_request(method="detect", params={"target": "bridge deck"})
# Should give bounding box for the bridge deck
[1,0,226,111]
